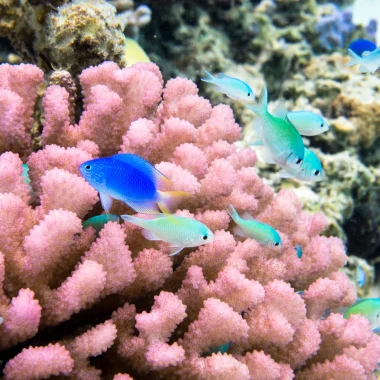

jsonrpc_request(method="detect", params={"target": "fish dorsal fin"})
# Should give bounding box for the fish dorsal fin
[273,101,289,119]
[110,154,170,189]
[216,73,227,79]
[362,51,372,57]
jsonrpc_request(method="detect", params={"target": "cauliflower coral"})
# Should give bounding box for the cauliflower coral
[0,62,379,379]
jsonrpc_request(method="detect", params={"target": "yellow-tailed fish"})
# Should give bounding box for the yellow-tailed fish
[246,86,305,171]
[121,213,214,256]
[227,204,282,248]
[125,38,150,66]
[201,71,255,103]
[344,298,380,330]
[79,153,190,214]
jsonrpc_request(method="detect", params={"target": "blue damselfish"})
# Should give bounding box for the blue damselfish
[79,154,190,214]
[348,39,376,57]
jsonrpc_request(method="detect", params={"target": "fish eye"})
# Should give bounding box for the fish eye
[247,93,251,96]
[295,158,303,165]
[314,170,320,176]
[274,242,280,246]
[320,123,324,128]
[203,235,208,240]
[85,165,91,170]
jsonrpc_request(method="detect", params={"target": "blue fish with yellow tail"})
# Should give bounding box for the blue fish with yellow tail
[79,154,190,214]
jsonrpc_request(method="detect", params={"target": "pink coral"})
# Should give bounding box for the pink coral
[0,64,44,157]
[0,61,378,379]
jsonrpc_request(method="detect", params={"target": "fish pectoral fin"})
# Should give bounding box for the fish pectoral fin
[278,169,295,178]
[127,200,160,215]
[100,192,113,213]
[141,229,161,241]
[157,190,192,214]
[233,226,246,237]
[252,145,276,164]
[273,101,289,119]
[168,246,184,256]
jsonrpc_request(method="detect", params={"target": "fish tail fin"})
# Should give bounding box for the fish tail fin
[201,70,215,83]
[345,49,362,67]
[120,214,147,228]
[226,204,240,223]
[157,190,192,214]
[245,85,268,115]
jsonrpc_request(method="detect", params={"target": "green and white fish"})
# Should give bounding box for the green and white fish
[344,298,380,330]
[201,71,255,103]
[246,86,305,171]
[227,205,282,248]
[121,213,214,256]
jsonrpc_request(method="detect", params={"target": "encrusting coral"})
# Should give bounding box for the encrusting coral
[0,61,379,379]
[0,0,151,75]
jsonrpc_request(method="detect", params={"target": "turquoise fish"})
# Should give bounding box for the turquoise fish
[273,103,329,136]
[121,213,214,256]
[82,214,120,233]
[295,244,303,258]
[79,154,190,214]
[201,71,255,103]
[227,204,282,248]
[247,86,305,171]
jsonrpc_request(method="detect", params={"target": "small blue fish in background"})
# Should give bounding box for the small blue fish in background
[295,244,303,258]
[0,316,3,325]
[297,290,304,296]
[346,46,380,73]
[79,153,190,214]
[356,265,366,288]
[201,71,255,103]
[82,214,120,233]
[202,341,232,357]
[227,204,282,248]
[348,39,377,57]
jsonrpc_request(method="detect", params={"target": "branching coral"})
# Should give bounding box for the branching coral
[0,61,379,379]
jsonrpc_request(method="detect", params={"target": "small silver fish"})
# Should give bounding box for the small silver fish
[201,71,255,103]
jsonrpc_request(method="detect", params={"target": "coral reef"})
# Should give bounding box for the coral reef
[0,0,151,75]
[0,61,379,379]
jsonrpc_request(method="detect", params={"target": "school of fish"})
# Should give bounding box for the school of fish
[79,51,380,328]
